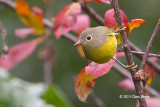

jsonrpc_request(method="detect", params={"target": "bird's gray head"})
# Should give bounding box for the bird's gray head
[74,26,109,49]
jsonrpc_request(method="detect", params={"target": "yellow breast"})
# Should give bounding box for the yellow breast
[83,35,117,64]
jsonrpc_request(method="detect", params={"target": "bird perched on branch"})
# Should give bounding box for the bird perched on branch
[74,26,118,64]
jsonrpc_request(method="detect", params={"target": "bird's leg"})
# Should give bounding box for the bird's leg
[134,70,151,86]
[113,57,138,71]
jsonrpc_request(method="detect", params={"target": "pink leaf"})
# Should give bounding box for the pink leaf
[32,6,43,15]
[75,52,124,102]
[115,52,125,58]
[72,14,90,34]
[118,79,135,90]
[53,3,81,39]
[136,97,160,107]
[15,28,35,38]
[85,59,115,78]
[95,0,110,4]
[0,38,44,70]
[105,9,129,30]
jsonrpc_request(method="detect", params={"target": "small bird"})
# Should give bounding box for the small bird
[74,26,118,64]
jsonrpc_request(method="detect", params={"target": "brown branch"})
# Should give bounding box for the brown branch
[43,40,54,86]
[139,19,160,71]
[109,0,147,107]
[43,0,54,86]
[129,41,160,74]
[131,51,160,58]
[0,21,9,55]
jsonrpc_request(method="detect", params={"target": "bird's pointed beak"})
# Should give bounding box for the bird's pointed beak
[74,40,82,46]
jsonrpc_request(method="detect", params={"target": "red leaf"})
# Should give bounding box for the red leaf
[75,59,115,102]
[15,28,35,38]
[94,0,110,4]
[115,52,125,58]
[75,69,96,102]
[0,38,45,70]
[105,9,129,32]
[75,52,124,102]
[72,14,90,34]
[118,79,135,90]
[85,59,115,78]
[136,97,160,107]
[53,3,81,39]
[129,19,146,32]
[144,57,156,85]
[15,1,44,35]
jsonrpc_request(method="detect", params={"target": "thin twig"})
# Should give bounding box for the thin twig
[91,91,107,107]
[0,0,15,9]
[109,0,147,107]
[129,41,160,74]
[131,51,160,58]
[139,19,160,71]
[0,21,9,55]
[43,0,54,86]
[43,40,54,86]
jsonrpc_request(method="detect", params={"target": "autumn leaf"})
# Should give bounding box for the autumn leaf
[118,79,135,90]
[94,0,110,4]
[105,9,130,35]
[144,57,156,85]
[78,0,110,4]
[72,14,90,34]
[75,69,96,102]
[15,28,35,38]
[53,3,81,39]
[75,52,125,102]
[105,9,145,44]
[129,19,146,32]
[15,0,44,36]
[0,37,45,70]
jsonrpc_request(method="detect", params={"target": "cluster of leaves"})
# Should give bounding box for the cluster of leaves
[0,0,159,107]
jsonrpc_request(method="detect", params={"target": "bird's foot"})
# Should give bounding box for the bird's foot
[115,26,127,33]
[124,62,138,71]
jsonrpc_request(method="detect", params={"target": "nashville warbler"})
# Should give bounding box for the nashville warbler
[74,26,118,64]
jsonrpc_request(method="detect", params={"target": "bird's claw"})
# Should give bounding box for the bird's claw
[124,63,138,71]
[115,26,127,33]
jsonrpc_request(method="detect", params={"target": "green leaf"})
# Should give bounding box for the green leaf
[43,85,74,107]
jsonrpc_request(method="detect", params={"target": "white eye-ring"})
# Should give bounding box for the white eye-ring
[86,35,92,41]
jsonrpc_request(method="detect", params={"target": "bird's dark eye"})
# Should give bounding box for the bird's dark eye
[86,35,92,40]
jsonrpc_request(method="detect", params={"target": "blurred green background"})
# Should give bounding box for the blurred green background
[0,0,160,107]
